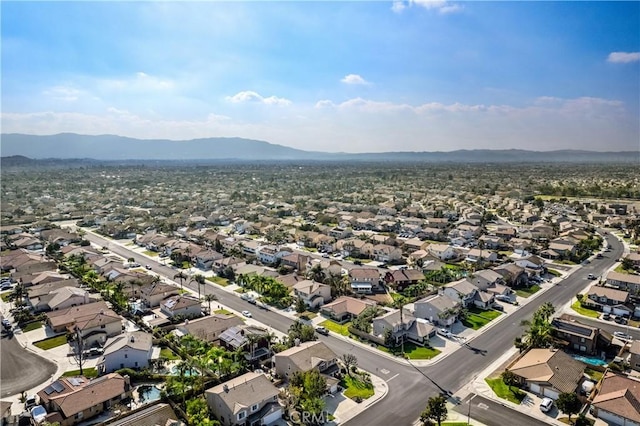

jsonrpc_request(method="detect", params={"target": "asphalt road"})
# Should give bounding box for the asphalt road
[82,230,624,426]
[0,331,57,397]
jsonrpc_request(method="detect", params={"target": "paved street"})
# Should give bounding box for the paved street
[79,230,624,426]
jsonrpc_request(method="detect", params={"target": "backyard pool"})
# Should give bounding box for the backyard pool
[170,365,199,377]
[572,354,608,367]
[136,384,162,404]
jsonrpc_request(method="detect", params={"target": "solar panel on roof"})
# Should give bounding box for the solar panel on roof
[43,386,55,395]
[51,381,65,393]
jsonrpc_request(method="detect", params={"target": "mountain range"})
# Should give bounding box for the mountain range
[1,133,637,163]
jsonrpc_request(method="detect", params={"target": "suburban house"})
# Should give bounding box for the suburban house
[384,269,425,292]
[468,270,513,297]
[402,238,428,254]
[36,373,132,426]
[628,340,640,372]
[219,325,271,362]
[372,244,402,263]
[30,286,98,312]
[280,253,310,273]
[255,245,291,265]
[96,331,154,374]
[465,249,498,264]
[427,244,457,261]
[108,402,184,426]
[274,340,339,386]
[584,286,632,317]
[46,301,122,347]
[194,249,224,270]
[320,296,377,323]
[441,279,478,308]
[348,268,382,294]
[292,280,332,309]
[591,372,640,426]
[551,314,612,355]
[492,264,529,287]
[205,372,282,426]
[372,308,435,347]
[413,294,460,326]
[514,255,546,274]
[174,314,243,343]
[140,282,181,308]
[606,271,640,294]
[507,348,585,399]
[623,252,640,270]
[160,295,202,319]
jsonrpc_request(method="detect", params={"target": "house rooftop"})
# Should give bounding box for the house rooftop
[206,372,279,415]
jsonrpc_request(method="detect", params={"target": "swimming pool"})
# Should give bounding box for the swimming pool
[136,384,161,403]
[572,354,608,367]
[170,365,199,377]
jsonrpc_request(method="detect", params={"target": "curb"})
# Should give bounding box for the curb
[333,373,389,425]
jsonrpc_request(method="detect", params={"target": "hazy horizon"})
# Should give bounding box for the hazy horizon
[2,1,639,153]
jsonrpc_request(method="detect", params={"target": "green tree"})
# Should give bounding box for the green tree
[186,397,219,426]
[295,297,307,314]
[501,370,518,391]
[622,257,634,271]
[204,293,217,314]
[556,392,582,423]
[342,353,358,376]
[420,395,448,426]
[383,327,395,348]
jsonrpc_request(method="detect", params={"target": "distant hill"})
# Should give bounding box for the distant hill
[1,133,637,163]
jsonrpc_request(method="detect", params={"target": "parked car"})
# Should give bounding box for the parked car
[242,310,252,318]
[247,298,257,305]
[615,316,628,325]
[613,331,633,341]
[25,395,38,410]
[603,313,612,320]
[437,328,453,338]
[315,326,329,336]
[540,397,554,413]
[0,282,12,291]
[587,274,596,280]
[30,405,47,424]
[492,303,504,311]
[145,264,152,270]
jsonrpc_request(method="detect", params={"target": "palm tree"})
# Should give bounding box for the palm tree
[192,274,205,301]
[174,271,187,291]
[204,293,217,314]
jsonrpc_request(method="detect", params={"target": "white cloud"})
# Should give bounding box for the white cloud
[341,74,370,85]
[1,94,635,153]
[409,0,462,14]
[225,90,291,106]
[42,85,86,102]
[607,52,640,64]
[391,1,406,14]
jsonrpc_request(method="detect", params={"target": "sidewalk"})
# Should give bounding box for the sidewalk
[328,372,388,425]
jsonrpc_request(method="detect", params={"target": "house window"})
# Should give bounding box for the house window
[580,338,585,343]
[237,411,246,420]
[75,412,84,420]
[101,324,106,329]
[124,354,128,359]
[251,403,259,412]
[135,362,138,367]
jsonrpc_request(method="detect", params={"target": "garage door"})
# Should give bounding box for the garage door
[543,388,559,400]
[262,408,282,425]
[530,383,541,395]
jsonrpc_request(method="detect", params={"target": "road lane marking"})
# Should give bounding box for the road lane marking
[478,403,489,410]
[380,368,390,375]
[387,373,399,382]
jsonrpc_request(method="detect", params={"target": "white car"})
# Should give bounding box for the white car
[613,331,633,341]
[540,397,553,413]
[242,310,252,318]
[437,328,453,338]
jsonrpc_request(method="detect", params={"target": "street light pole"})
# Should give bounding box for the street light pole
[467,393,477,425]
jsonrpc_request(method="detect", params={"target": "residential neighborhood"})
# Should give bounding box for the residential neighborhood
[0,161,639,426]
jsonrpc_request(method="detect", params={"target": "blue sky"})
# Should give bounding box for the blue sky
[2,1,639,153]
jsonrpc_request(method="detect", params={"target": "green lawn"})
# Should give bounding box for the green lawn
[62,367,98,378]
[462,309,502,330]
[160,348,181,360]
[571,301,600,318]
[22,321,43,332]
[340,375,375,400]
[402,343,441,360]
[377,342,441,360]
[1,293,11,302]
[515,285,541,298]
[234,288,246,293]
[206,276,229,287]
[33,335,68,350]
[443,423,471,426]
[143,250,159,257]
[548,269,562,277]
[319,320,351,336]
[585,368,603,382]
[614,265,634,274]
[485,378,526,404]
[297,311,317,320]
[214,309,233,315]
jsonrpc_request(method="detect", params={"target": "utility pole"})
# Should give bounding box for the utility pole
[467,393,477,425]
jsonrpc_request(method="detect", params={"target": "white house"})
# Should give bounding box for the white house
[97,331,154,374]
[427,244,457,261]
[160,295,202,318]
[292,280,332,309]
